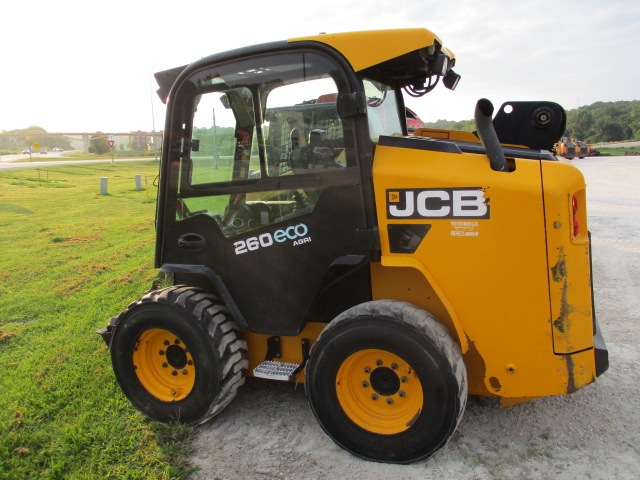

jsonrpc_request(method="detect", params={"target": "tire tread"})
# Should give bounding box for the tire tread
[112,285,247,425]
[308,299,468,459]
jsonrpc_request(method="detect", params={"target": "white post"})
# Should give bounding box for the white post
[135,174,142,191]
[100,177,108,195]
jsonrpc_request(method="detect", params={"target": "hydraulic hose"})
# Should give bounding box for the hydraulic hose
[474,98,509,172]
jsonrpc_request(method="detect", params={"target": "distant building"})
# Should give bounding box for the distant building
[129,131,163,151]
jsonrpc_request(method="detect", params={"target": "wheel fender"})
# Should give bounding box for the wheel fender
[157,263,248,330]
[380,255,469,353]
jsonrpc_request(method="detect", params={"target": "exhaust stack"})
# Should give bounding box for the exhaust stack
[475,98,509,172]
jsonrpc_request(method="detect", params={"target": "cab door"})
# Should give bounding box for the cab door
[158,49,372,335]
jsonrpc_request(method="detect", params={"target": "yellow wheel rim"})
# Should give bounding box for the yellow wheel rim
[132,328,195,402]
[336,349,424,435]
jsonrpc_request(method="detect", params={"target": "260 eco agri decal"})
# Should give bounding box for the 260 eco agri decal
[234,224,311,255]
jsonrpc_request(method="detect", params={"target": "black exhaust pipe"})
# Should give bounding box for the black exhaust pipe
[475,98,509,172]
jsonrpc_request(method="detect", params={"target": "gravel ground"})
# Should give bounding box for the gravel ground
[189,156,640,480]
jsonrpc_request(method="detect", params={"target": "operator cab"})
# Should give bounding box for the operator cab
[154,30,459,335]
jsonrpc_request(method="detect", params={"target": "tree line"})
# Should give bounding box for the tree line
[4,100,639,153]
[422,100,640,143]
[565,100,639,142]
[0,126,72,151]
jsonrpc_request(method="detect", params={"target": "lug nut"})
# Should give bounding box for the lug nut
[159,350,165,356]
[398,390,406,398]
[401,376,407,383]
[364,367,371,374]
[371,393,379,400]
[164,340,170,346]
[187,360,193,366]
[174,339,181,345]
[362,381,370,388]
[376,359,383,366]
[182,369,188,375]
[171,370,178,376]
[391,363,398,370]
[386,397,394,405]
[162,362,168,368]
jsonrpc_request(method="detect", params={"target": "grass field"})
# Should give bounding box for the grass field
[596,146,640,156]
[0,162,195,479]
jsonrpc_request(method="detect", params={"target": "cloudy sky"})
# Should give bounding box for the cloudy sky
[2,0,639,133]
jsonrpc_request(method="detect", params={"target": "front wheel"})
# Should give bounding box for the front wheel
[109,286,247,425]
[305,300,467,463]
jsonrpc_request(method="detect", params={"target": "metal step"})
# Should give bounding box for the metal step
[253,360,300,381]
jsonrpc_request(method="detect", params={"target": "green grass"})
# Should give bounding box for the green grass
[596,146,640,156]
[0,162,195,479]
[65,151,158,159]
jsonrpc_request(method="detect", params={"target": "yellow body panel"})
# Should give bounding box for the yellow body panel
[244,322,326,383]
[371,144,596,398]
[541,161,594,354]
[413,128,480,143]
[289,28,444,72]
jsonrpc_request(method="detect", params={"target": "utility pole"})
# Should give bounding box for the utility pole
[150,78,159,162]
[26,136,33,162]
[213,107,219,169]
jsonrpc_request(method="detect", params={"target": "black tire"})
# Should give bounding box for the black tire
[305,300,467,464]
[109,286,247,425]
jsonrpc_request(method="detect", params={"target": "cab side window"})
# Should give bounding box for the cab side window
[189,88,260,185]
[173,52,357,238]
[263,78,346,176]
[363,78,403,141]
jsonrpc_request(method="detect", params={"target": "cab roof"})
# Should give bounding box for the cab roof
[289,28,452,72]
[155,28,455,104]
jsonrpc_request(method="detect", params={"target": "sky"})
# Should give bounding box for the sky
[1,0,639,134]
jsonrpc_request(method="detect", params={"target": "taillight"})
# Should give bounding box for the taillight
[572,195,580,237]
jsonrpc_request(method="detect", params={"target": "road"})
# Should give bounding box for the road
[0,150,69,163]
[188,156,640,480]
[0,154,154,170]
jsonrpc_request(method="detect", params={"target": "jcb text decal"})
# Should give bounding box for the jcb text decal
[387,188,490,219]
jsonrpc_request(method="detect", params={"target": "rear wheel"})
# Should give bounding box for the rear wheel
[109,286,247,425]
[305,300,467,463]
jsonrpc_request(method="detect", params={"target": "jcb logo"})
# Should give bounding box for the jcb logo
[387,188,490,219]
